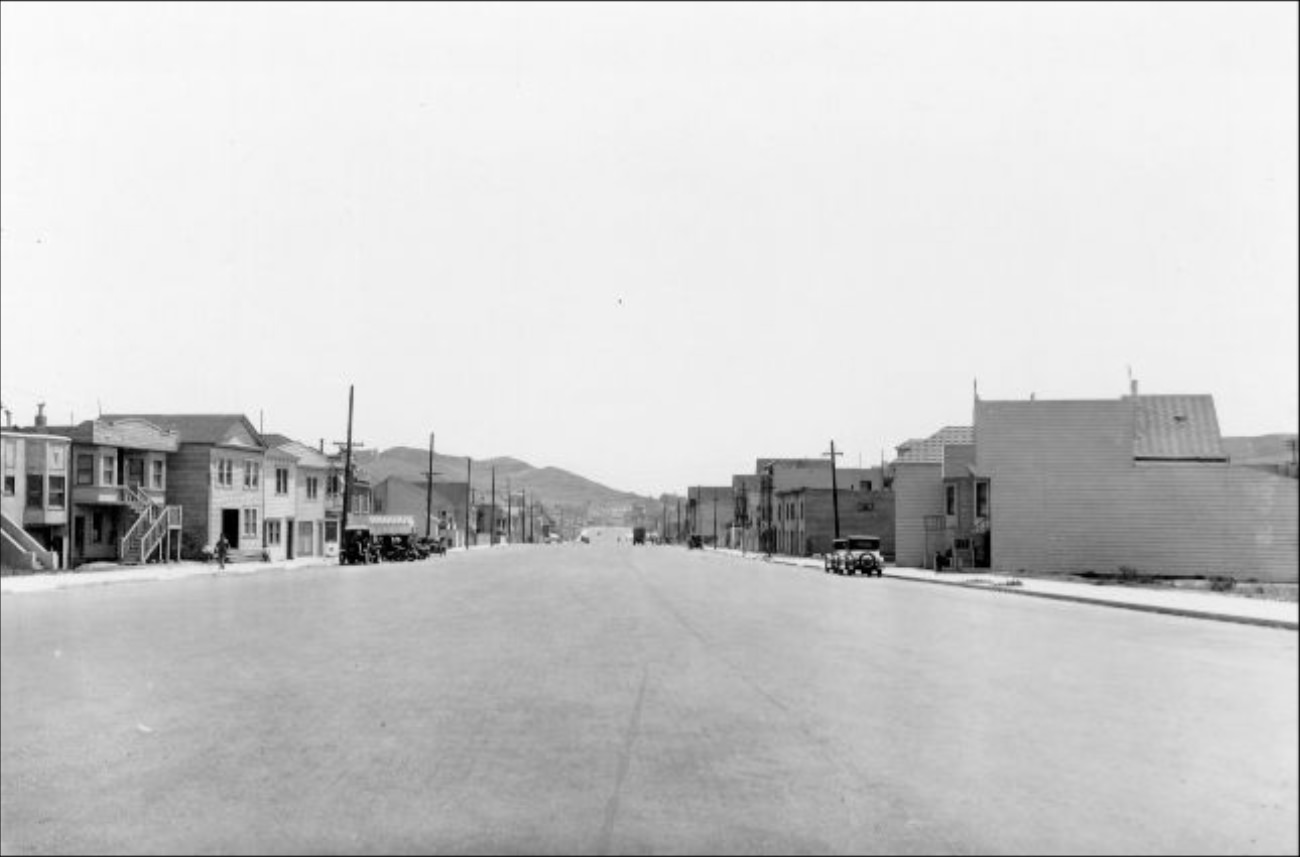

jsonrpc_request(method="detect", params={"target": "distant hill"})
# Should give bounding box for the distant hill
[360,447,648,513]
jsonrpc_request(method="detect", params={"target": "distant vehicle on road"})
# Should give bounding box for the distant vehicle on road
[687,534,704,550]
[825,535,884,576]
[632,527,646,545]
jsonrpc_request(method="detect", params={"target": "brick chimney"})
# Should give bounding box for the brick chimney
[35,402,47,429]
[1130,379,1139,396]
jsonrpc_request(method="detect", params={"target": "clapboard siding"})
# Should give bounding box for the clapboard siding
[893,462,943,567]
[976,400,1299,582]
[165,446,213,555]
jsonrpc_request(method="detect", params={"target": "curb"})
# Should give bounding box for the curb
[878,570,1300,632]
[707,549,1299,632]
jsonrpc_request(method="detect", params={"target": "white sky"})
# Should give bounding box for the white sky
[2,2,1296,497]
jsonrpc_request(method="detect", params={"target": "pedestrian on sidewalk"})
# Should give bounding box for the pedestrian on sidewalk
[215,533,229,570]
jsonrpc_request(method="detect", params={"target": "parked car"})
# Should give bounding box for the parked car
[415,536,447,557]
[824,535,884,576]
[687,534,704,550]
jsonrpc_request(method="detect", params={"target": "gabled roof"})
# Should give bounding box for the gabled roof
[262,433,332,469]
[1130,395,1226,461]
[102,414,265,449]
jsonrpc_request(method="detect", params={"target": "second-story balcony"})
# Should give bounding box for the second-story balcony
[71,483,166,507]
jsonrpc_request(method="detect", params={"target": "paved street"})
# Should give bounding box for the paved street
[2,544,1297,855]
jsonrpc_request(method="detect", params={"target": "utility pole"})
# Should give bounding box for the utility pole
[824,440,843,540]
[490,467,497,546]
[425,432,435,538]
[506,480,513,543]
[676,498,681,544]
[340,385,355,564]
[465,458,472,546]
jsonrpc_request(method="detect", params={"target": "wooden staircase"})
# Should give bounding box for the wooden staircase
[119,486,183,565]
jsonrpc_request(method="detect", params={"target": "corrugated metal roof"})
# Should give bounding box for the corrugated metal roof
[1131,395,1226,460]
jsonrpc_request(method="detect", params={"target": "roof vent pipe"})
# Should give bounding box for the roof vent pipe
[1130,379,1139,396]
[35,402,47,428]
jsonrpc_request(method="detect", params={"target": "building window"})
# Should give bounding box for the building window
[49,475,66,509]
[976,482,989,519]
[3,475,13,496]
[327,474,340,496]
[26,474,43,508]
[152,459,165,489]
[76,454,94,485]
[102,455,116,486]
[216,458,233,487]
[127,457,145,487]
[265,519,282,546]
[244,508,259,538]
[244,460,260,489]
[945,485,957,516]
[860,480,873,492]
[306,476,318,500]
[2,438,15,468]
[50,445,65,470]
[325,520,339,543]
[275,467,289,495]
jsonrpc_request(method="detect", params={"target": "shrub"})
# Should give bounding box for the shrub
[1209,576,1237,592]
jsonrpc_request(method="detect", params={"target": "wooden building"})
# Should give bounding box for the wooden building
[40,416,184,567]
[973,390,1298,582]
[105,414,267,559]
[1,415,72,571]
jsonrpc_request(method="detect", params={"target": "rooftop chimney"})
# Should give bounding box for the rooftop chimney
[1130,379,1139,396]
[2,407,11,428]
[35,402,47,428]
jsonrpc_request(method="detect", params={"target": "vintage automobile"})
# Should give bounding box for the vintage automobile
[414,536,447,558]
[340,530,378,565]
[824,535,884,576]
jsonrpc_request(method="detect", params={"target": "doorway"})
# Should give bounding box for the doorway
[222,508,240,548]
[286,518,295,559]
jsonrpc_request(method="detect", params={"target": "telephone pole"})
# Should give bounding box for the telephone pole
[490,466,497,546]
[712,492,718,548]
[506,480,513,543]
[339,385,355,564]
[465,458,472,546]
[823,440,843,539]
[425,432,435,538]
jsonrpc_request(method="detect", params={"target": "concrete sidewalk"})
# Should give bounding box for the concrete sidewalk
[711,548,1299,630]
[0,544,530,594]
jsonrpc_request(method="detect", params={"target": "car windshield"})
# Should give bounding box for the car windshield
[832,540,848,551]
[847,537,880,551]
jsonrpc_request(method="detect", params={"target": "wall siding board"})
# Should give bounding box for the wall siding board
[976,400,1299,582]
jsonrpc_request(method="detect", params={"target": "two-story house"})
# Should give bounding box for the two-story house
[41,416,184,567]
[1,409,72,571]
[262,435,331,559]
[106,414,267,559]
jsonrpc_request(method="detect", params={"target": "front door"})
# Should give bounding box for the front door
[286,518,295,559]
[222,508,240,549]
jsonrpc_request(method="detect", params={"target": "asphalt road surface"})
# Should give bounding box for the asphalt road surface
[3,544,1297,855]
